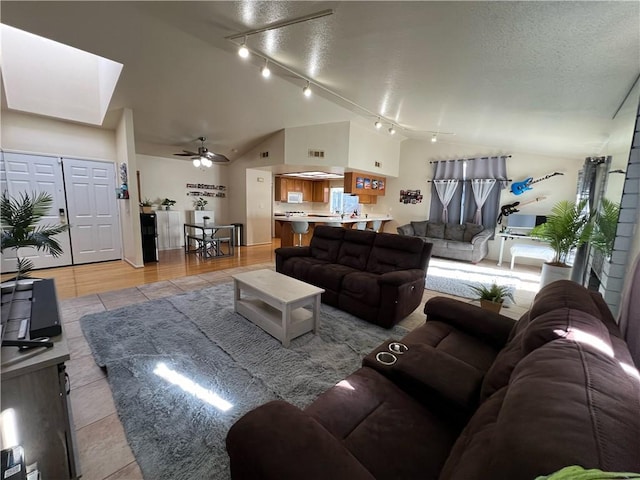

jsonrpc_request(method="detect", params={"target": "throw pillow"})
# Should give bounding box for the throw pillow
[463,223,484,242]
[426,222,445,238]
[396,224,415,236]
[411,220,429,237]
[444,223,466,241]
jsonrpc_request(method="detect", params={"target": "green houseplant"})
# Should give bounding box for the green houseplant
[591,198,620,258]
[468,282,514,313]
[161,198,176,210]
[193,197,208,210]
[530,199,593,286]
[0,191,69,279]
[140,198,153,213]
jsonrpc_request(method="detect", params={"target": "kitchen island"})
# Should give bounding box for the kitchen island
[274,215,393,247]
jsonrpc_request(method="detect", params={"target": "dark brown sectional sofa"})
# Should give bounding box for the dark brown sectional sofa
[226,280,640,479]
[274,225,433,328]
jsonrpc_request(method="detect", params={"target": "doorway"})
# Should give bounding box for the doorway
[1,152,122,272]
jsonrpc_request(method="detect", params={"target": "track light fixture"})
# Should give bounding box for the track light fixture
[303,81,312,97]
[238,36,249,58]
[374,118,382,129]
[431,133,438,143]
[388,125,396,135]
[261,60,271,78]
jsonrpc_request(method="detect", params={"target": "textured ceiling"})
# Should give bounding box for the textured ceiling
[1,1,639,162]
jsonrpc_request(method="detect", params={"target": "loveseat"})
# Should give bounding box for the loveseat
[397,220,492,263]
[226,280,640,479]
[275,225,432,328]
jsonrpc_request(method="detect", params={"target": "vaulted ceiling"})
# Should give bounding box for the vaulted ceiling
[2,1,639,162]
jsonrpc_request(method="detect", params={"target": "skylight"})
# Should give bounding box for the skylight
[1,24,123,125]
[281,171,344,180]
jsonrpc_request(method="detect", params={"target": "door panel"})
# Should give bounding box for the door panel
[63,158,121,264]
[1,152,73,272]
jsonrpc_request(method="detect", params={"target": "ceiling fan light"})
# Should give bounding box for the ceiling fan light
[303,82,312,97]
[201,157,212,167]
[192,158,201,167]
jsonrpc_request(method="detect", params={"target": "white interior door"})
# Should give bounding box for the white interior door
[63,158,122,264]
[1,152,73,272]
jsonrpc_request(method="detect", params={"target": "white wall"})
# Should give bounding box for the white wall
[245,168,273,245]
[136,154,229,224]
[1,110,116,160]
[375,138,584,263]
[348,123,401,177]
[284,122,350,167]
[115,108,143,267]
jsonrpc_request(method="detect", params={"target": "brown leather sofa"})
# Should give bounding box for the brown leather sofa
[275,225,433,328]
[226,280,640,479]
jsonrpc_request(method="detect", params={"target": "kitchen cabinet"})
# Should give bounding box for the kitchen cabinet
[344,172,386,196]
[302,180,314,201]
[358,194,378,204]
[312,180,330,203]
[157,210,183,250]
[274,177,288,202]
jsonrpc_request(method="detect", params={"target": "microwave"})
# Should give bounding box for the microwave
[287,191,304,203]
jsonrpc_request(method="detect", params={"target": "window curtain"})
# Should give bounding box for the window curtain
[470,179,496,224]
[429,156,508,232]
[433,180,459,223]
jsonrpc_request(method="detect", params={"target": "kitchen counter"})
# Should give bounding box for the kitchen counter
[274,215,393,247]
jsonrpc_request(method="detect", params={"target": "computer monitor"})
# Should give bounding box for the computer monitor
[507,214,547,229]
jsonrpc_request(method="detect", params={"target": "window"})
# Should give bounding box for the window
[330,187,344,213]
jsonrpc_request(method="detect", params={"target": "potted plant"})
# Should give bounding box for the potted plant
[140,198,153,213]
[194,197,208,210]
[530,199,593,287]
[468,282,514,313]
[1,191,69,280]
[161,198,176,210]
[591,198,620,258]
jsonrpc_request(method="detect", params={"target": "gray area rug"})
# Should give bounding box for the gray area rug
[426,259,518,304]
[80,281,408,480]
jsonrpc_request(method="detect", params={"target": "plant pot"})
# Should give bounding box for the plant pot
[540,263,572,288]
[142,206,153,214]
[480,299,503,313]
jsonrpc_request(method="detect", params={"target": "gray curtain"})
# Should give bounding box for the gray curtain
[429,156,508,231]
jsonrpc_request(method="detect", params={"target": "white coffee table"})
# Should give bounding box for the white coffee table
[232,269,325,347]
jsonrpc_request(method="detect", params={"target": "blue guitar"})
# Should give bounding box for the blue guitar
[510,172,563,195]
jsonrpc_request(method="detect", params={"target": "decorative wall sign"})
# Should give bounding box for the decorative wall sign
[186,183,226,198]
[399,189,423,204]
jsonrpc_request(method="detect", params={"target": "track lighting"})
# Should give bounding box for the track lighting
[388,125,396,135]
[431,134,438,143]
[193,158,201,167]
[303,81,312,97]
[374,118,382,129]
[261,60,271,78]
[238,37,249,58]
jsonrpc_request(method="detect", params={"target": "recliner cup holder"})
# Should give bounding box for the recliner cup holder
[389,342,408,355]
[376,351,397,365]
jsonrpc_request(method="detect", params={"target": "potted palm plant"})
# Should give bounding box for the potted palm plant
[1,191,69,279]
[530,199,593,287]
[468,282,514,313]
[591,198,620,258]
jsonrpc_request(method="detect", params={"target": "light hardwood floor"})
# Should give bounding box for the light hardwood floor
[30,241,537,479]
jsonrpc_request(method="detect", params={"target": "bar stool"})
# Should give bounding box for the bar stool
[367,220,383,233]
[291,221,309,246]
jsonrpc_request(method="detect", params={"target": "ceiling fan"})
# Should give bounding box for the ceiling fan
[173,136,229,167]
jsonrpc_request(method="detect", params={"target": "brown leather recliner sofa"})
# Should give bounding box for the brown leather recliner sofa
[226,280,640,479]
[274,225,433,328]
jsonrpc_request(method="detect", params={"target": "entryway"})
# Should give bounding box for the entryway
[1,151,122,272]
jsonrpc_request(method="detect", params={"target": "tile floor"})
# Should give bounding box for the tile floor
[61,259,539,479]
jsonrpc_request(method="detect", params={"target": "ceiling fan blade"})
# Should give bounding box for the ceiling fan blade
[174,150,198,156]
[205,151,230,163]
